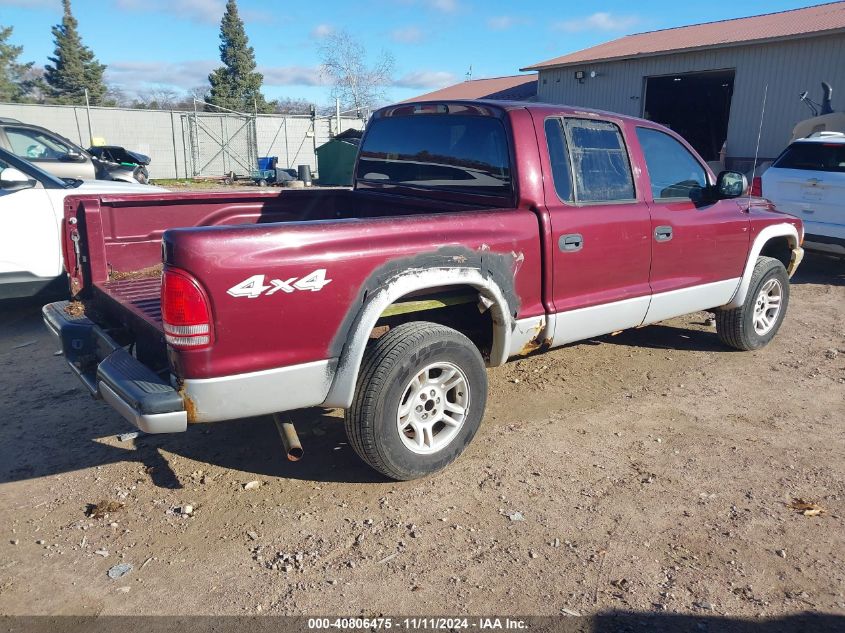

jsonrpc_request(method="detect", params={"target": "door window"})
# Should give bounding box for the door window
[636,127,707,201]
[564,119,635,203]
[5,127,73,161]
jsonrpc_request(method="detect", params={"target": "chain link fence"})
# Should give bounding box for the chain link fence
[0,101,365,180]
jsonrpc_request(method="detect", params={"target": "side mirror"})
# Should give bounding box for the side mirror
[0,167,37,191]
[61,150,87,163]
[716,170,747,199]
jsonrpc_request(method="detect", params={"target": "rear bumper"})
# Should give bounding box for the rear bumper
[42,300,187,433]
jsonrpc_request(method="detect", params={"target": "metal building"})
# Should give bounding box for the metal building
[402,75,538,103]
[521,2,845,171]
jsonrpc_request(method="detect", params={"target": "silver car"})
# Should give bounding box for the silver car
[0,117,97,180]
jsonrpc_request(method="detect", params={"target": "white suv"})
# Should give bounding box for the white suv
[0,147,165,300]
[760,133,845,257]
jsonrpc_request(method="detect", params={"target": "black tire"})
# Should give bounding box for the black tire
[716,256,790,351]
[345,322,488,480]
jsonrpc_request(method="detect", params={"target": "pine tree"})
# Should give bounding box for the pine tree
[207,0,271,113]
[0,24,37,102]
[44,0,107,105]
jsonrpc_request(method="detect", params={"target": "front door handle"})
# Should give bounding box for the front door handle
[559,233,583,252]
[654,225,673,242]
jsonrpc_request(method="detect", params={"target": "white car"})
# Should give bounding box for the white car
[760,133,845,257]
[0,148,166,299]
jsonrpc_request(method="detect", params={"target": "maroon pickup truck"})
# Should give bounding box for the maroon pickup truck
[43,101,804,480]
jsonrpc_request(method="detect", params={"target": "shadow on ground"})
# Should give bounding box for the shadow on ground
[0,298,380,488]
[790,250,845,287]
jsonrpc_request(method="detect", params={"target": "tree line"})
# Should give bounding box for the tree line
[0,0,393,114]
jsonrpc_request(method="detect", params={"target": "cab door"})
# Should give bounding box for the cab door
[534,115,653,346]
[0,160,62,286]
[632,126,749,324]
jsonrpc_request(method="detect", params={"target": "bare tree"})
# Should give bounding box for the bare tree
[318,29,394,112]
[271,97,313,115]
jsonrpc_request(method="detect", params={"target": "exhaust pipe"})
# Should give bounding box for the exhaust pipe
[273,413,304,461]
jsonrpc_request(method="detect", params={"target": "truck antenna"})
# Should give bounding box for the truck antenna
[747,84,768,208]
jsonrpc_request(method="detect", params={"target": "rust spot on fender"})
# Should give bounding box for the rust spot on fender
[517,322,551,357]
[179,388,199,423]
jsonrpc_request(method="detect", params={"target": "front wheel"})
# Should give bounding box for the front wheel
[716,256,790,351]
[345,322,488,480]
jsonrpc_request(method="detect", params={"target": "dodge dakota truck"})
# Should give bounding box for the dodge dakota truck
[43,101,804,480]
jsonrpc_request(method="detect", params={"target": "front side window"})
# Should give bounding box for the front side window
[6,127,73,161]
[636,127,707,201]
[773,142,845,173]
[564,119,635,202]
[357,114,511,196]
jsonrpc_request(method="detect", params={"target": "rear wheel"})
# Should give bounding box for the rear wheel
[345,322,487,480]
[716,256,790,351]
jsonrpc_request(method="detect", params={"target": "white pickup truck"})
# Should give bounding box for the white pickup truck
[0,147,165,299]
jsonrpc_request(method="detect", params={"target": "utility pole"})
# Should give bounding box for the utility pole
[335,98,341,137]
[84,88,94,145]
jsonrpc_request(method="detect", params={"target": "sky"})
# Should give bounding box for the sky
[0,0,827,107]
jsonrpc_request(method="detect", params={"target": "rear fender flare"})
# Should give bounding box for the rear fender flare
[725,223,800,308]
[322,267,513,409]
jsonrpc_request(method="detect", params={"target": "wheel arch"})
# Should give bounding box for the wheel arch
[322,267,514,409]
[725,223,800,309]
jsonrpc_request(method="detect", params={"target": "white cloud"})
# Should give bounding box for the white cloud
[0,0,56,7]
[431,0,458,12]
[390,26,424,44]
[260,65,329,87]
[553,12,639,33]
[114,0,274,25]
[486,15,526,31]
[310,23,334,39]
[106,59,218,93]
[107,59,331,94]
[392,70,456,89]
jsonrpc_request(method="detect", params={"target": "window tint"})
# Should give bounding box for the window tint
[774,142,845,173]
[565,119,634,202]
[544,118,573,201]
[6,128,72,161]
[636,127,707,200]
[357,114,511,196]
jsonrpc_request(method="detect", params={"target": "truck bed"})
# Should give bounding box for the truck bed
[96,277,163,331]
[63,188,502,352]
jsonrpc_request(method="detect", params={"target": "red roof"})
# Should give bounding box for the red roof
[522,2,845,70]
[401,75,537,103]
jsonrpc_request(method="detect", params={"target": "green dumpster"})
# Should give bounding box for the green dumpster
[316,129,361,186]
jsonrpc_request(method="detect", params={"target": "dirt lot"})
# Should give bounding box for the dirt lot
[0,253,843,625]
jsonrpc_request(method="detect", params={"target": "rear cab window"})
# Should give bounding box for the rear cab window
[356,112,512,199]
[544,117,636,204]
[773,142,845,173]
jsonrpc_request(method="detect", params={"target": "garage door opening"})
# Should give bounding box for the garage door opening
[643,70,735,162]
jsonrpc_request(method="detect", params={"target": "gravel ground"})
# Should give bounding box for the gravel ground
[0,252,843,627]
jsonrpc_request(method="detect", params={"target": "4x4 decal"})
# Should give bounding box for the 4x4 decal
[226,269,332,298]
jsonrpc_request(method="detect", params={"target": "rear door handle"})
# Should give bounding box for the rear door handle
[654,225,673,242]
[559,233,583,252]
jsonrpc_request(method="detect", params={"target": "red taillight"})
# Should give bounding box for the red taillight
[161,268,212,349]
[750,176,762,197]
